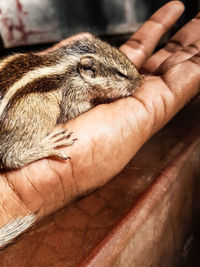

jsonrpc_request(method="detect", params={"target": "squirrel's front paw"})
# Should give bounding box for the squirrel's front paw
[42,128,77,160]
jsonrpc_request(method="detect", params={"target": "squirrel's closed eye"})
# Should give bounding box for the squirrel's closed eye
[116,71,127,79]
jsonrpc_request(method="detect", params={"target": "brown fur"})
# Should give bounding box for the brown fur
[0,53,62,100]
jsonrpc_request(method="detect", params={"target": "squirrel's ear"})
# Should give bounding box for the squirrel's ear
[79,56,96,78]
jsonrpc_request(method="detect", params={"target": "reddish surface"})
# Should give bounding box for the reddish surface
[0,98,199,266]
[16,0,27,15]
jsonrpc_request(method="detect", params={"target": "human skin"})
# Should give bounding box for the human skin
[0,1,200,228]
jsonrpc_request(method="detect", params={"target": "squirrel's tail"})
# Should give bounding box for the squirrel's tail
[0,213,36,249]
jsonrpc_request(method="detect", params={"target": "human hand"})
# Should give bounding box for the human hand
[0,1,199,231]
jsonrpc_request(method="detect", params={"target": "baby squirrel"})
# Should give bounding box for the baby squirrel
[0,35,143,169]
[0,35,143,248]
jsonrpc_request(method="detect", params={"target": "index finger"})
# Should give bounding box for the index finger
[120,1,184,68]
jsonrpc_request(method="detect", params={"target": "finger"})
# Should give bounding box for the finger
[143,13,200,73]
[160,52,200,126]
[157,39,200,74]
[120,1,184,68]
